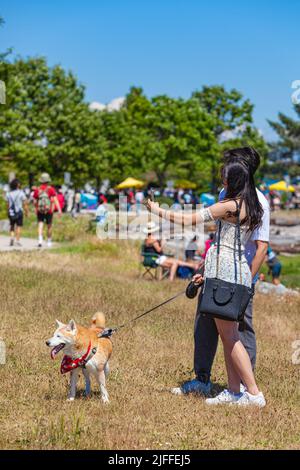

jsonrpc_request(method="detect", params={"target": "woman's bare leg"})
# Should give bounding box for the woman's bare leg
[223,346,241,394]
[176,259,197,270]
[163,258,195,281]
[215,319,260,396]
[168,260,179,281]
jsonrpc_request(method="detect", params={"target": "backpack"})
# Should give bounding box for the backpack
[37,187,52,214]
[8,192,22,221]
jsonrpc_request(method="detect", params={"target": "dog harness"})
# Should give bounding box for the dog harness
[60,341,97,374]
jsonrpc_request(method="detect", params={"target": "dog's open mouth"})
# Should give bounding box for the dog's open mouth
[51,343,65,359]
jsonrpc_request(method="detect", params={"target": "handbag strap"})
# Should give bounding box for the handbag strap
[234,199,243,285]
[216,218,221,279]
[215,199,243,285]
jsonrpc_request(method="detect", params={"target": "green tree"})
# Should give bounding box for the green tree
[268,104,300,160]
[125,87,218,188]
[98,103,148,185]
[192,85,253,137]
[0,56,106,185]
[192,85,268,189]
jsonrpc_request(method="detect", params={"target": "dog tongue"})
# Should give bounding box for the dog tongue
[51,344,64,359]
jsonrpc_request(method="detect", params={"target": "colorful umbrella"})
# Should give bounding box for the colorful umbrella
[116,177,145,189]
[268,181,295,192]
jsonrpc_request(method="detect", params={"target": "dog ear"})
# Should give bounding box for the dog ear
[56,319,65,328]
[67,319,77,332]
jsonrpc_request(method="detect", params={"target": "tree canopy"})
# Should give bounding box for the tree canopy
[0,55,268,191]
[269,103,300,158]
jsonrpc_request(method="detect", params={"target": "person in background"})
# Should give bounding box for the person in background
[6,178,28,247]
[273,193,281,211]
[33,173,62,248]
[74,190,81,214]
[98,192,108,205]
[266,246,282,285]
[55,186,65,212]
[173,191,182,210]
[135,189,144,215]
[143,222,201,281]
[183,190,192,205]
[185,235,200,260]
[126,188,135,211]
[66,187,75,213]
[202,233,215,259]
[95,198,108,229]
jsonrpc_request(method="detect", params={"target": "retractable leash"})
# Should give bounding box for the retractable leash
[99,289,187,339]
[100,267,205,338]
[100,189,204,339]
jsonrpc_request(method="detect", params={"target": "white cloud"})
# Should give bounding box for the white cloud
[89,97,125,112]
[106,97,125,111]
[89,101,106,111]
[218,124,247,143]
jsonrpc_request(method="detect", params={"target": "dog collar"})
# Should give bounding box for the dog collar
[60,341,97,374]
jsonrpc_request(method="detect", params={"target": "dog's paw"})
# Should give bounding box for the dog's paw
[101,396,110,404]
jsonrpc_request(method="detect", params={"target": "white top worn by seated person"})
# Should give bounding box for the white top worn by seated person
[219,188,270,283]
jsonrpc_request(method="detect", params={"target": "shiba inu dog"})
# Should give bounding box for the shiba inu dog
[46,312,112,403]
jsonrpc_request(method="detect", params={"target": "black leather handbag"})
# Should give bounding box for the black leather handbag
[198,201,253,322]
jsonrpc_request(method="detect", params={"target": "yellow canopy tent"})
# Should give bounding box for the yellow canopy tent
[269,181,295,192]
[174,179,197,189]
[116,177,145,190]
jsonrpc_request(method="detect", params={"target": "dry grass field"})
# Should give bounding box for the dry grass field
[0,239,299,450]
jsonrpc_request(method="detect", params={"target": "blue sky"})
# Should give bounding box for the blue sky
[1,0,299,140]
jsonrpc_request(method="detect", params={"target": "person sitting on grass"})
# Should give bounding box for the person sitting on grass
[143,222,202,281]
[6,178,28,247]
[266,246,282,285]
[33,173,62,248]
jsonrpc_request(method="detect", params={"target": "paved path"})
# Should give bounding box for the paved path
[0,235,56,252]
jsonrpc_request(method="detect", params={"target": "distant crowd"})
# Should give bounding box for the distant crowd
[1,172,298,289]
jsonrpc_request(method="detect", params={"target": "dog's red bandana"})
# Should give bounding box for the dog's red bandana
[60,342,96,374]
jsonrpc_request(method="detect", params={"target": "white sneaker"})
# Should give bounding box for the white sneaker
[171,387,183,396]
[235,391,266,408]
[205,389,241,405]
[47,239,52,248]
[240,384,247,393]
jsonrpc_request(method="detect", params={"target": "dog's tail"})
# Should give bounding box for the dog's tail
[90,311,106,331]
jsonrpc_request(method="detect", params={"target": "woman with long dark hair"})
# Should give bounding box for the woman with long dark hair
[146,154,266,407]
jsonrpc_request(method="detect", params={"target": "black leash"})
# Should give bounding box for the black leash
[99,289,186,338]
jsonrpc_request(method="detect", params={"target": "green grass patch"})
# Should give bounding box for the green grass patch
[15,210,93,242]
[260,254,300,288]
[52,239,121,257]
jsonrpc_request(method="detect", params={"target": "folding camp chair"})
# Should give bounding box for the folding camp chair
[140,247,170,280]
